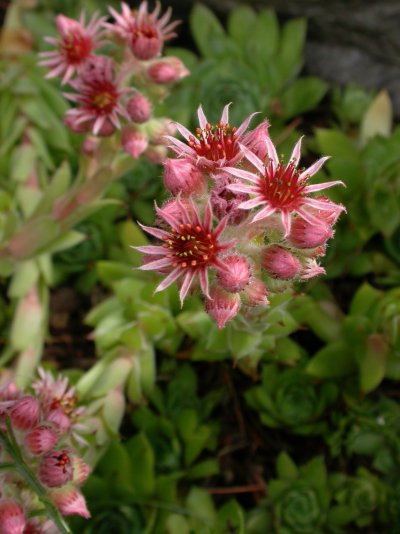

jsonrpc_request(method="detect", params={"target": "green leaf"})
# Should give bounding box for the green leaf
[307,342,356,378]
[359,334,388,393]
[349,283,382,317]
[360,90,392,145]
[302,456,327,487]
[227,5,256,46]
[125,433,155,497]
[276,452,299,480]
[315,128,359,160]
[186,487,216,525]
[177,310,213,339]
[216,500,245,534]
[8,260,39,298]
[280,77,328,119]
[187,459,220,479]
[166,515,190,534]
[278,18,306,81]
[190,4,235,59]
[97,440,134,497]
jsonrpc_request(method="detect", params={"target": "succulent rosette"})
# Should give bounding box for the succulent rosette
[245,364,338,434]
[268,453,332,534]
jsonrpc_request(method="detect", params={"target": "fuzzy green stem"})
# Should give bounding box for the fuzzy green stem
[0,418,72,534]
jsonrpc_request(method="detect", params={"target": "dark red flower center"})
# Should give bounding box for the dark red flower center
[61,32,92,64]
[162,223,218,269]
[49,394,77,416]
[89,82,119,114]
[188,122,239,162]
[260,162,306,209]
[55,451,71,472]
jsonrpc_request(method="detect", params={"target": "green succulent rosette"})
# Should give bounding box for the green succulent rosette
[245,364,338,434]
[268,453,331,534]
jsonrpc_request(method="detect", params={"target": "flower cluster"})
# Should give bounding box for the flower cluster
[0,370,91,532]
[137,104,345,328]
[39,2,188,161]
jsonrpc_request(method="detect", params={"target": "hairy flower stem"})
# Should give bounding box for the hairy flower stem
[0,418,72,534]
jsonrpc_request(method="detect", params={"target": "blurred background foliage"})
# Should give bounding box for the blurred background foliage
[1,0,400,532]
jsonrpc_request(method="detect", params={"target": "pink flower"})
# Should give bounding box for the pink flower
[137,198,235,304]
[38,449,73,488]
[261,245,301,280]
[288,217,333,249]
[10,396,39,431]
[166,104,257,172]
[225,137,344,236]
[205,286,241,329]
[64,56,129,135]
[121,127,148,158]
[39,12,105,84]
[25,425,58,455]
[0,499,26,534]
[126,93,152,123]
[163,158,205,196]
[216,254,251,293]
[107,1,180,60]
[49,486,90,518]
[147,57,189,84]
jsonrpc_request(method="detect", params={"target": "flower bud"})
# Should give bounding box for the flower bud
[0,499,26,534]
[262,246,301,280]
[241,120,270,161]
[288,217,333,249]
[163,158,205,196]
[25,425,58,455]
[130,31,162,60]
[217,255,251,293]
[46,408,71,434]
[121,127,148,159]
[10,396,39,431]
[96,120,116,137]
[72,455,91,486]
[147,57,189,84]
[39,449,73,488]
[210,174,249,225]
[308,196,345,225]
[126,93,152,123]
[205,286,241,329]
[242,277,269,307]
[49,486,90,518]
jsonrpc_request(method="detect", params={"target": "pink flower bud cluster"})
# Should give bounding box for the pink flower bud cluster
[0,369,91,532]
[137,104,345,328]
[39,2,188,163]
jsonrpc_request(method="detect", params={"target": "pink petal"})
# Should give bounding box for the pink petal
[235,111,259,137]
[289,136,303,167]
[265,137,279,170]
[221,102,231,125]
[133,245,167,255]
[251,205,276,222]
[139,257,172,271]
[138,223,169,240]
[179,270,196,305]
[240,144,266,174]
[154,267,182,293]
[226,183,258,194]
[298,157,330,181]
[224,166,259,184]
[281,210,292,237]
[175,122,194,142]
[304,180,345,193]
[198,269,210,299]
[197,105,208,130]
[238,197,265,210]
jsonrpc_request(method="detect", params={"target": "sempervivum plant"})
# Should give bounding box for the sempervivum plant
[245,363,338,434]
[137,104,344,328]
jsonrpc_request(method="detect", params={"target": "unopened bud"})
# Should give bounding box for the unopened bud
[49,486,90,518]
[288,217,333,249]
[0,499,26,534]
[147,57,189,84]
[126,93,152,123]
[25,425,58,455]
[145,145,168,164]
[242,277,269,307]
[10,396,40,431]
[205,286,241,329]
[262,245,301,279]
[241,120,270,161]
[217,255,251,293]
[163,158,205,196]
[122,127,148,159]
[38,449,73,488]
